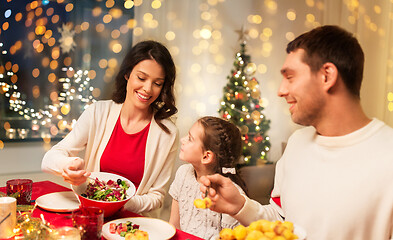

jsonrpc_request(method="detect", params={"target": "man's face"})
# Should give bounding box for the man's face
[278,49,326,127]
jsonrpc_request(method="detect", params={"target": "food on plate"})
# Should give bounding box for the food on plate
[81,178,129,201]
[219,220,298,240]
[193,197,212,209]
[109,221,142,238]
[125,230,149,240]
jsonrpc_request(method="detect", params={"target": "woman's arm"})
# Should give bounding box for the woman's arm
[41,103,95,181]
[169,199,180,229]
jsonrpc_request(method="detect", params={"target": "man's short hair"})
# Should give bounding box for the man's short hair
[286,25,364,98]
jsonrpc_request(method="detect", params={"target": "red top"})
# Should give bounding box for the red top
[100,116,150,190]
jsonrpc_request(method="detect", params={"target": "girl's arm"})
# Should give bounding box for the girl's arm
[169,199,180,229]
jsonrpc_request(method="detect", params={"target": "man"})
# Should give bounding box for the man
[200,25,393,240]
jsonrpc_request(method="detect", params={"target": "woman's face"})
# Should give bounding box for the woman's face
[125,59,165,111]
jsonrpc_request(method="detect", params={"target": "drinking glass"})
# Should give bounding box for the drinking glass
[6,179,33,205]
[72,206,103,240]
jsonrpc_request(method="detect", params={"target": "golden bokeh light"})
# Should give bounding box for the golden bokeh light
[88,70,96,80]
[108,58,118,69]
[15,13,22,22]
[11,75,18,84]
[99,59,108,69]
[32,85,40,98]
[96,23,105,32]
[124,0,134,9]
[32,68,40,78]
[3,22,10,31]
[50,91,58,102]
[0,140,4,150]
[83,53,91,63]
[48,73,56,83]
[200,28,212,39]
[49,60,58,70]
[106,0,115,8]
[133,27,143,36]
[12,64,19,73]
[152,0,161,9]
[65,3,74,12]
[42,57,50,67]
[249,29,259,39]
[127,19,137,29]
[52,14,59,24]
[46,7,54,16]
[92,88,101,98]
[287,9,296,21]
[5,62,12,71]
[133,0,143,7]
[35,7,43,17]
[52,47,60,59]
[111,29,121,39]
[112,43,122,53]
[103,14,113,23]
[92,7,102,17]
[165,31,176,41]
[61,104,71,115]
[64,57,72,66]
[3,122,11,131]
[81,22,89,31]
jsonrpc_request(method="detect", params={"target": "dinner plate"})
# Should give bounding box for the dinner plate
[102,217,176,240]
[36,191,80,212]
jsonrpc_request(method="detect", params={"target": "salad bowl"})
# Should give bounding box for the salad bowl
[71,172,136,217]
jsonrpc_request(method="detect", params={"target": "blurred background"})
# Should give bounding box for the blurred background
[1,0,393,219]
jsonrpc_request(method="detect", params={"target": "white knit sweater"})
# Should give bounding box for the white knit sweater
[41,100,179,217]
[235,118,393,240]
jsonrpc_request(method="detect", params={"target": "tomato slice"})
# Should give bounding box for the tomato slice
[109,223,117,234]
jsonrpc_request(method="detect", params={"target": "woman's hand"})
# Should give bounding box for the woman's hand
[62,158,91,185]
[199,174,246,216]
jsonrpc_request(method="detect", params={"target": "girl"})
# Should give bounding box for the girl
[41,40,178,217]
[169,116,248,239]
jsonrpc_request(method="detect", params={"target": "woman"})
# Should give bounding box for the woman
[41,40,178,217]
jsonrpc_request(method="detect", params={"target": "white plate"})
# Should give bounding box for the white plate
[102,217,176,240]
[36,191,80,212]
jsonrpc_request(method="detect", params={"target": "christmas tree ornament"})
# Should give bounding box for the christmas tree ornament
[245,62,257,76]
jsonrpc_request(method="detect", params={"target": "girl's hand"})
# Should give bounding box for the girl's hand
[199,174,246,216]
[62,158,91,186]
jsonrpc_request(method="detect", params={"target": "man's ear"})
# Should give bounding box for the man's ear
[321,62,338,92]
[201,150,215,165]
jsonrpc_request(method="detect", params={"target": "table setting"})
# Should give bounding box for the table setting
[0,173,204,240]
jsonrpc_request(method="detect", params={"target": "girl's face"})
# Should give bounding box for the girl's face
[125,59,165,111]
[179,122,206,164]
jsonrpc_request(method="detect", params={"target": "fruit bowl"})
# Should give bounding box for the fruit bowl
[71,172,136,217]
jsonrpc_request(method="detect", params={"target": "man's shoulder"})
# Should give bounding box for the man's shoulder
[289,126,316,140]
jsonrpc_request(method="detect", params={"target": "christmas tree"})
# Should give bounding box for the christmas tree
[219,35,271,166]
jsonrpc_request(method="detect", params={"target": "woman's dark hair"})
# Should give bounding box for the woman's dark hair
[198,116,248,195]
[286,25,364,98]
[112,40,177,133]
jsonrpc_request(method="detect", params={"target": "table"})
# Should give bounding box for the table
[0,181,203,240]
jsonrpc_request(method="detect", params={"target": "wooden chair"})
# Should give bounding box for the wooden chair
[239,163,276,205]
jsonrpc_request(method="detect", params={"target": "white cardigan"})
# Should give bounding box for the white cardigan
[41,100,179,217]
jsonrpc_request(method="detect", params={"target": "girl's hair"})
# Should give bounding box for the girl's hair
[112,40,177,133]
[198,116,248,195]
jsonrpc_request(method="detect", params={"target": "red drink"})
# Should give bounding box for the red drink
[6,179,33,205]
[72,206,103,240]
